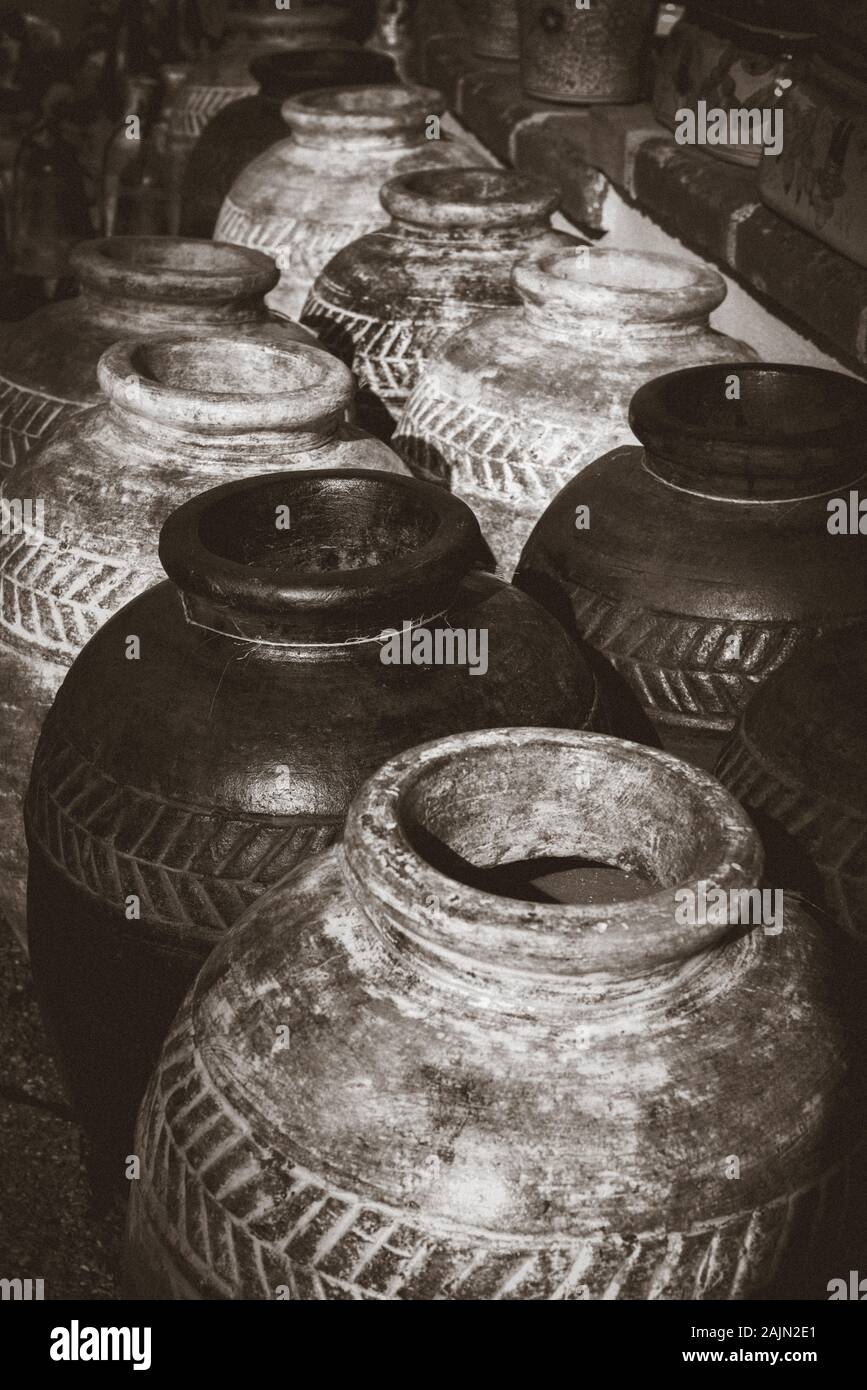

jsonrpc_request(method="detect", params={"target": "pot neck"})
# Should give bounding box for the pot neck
[72,237,277,333]
[342,729,763,1005]
[97,335,350,460]
[157,468,489,653]
[631,363,867,501]
[281,83,443,151]
[381,167,560,245]
[514,248,726,343]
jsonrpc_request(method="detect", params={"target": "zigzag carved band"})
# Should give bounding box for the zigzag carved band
[0,373,80,471]
[301,291,418,404]
[215,200,377,284]
[25,727,341,939]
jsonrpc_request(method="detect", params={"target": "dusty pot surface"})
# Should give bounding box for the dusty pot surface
[0,235,315,475]
[394,247,756,578]
[518,0,659,104]
[654,1,817,168]
[215,83,472,320]
[24,471,605,1189]
[759,41,867,271]
[716,627,867,938]
[126,727,864,1300]
[179,47,398,239]
[515,362,867,770]
[468,0,519,61]
[0,336,403,950]
[302,167,578,439]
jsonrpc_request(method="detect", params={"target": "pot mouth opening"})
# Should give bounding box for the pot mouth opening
[158,469,485,636]
[631,363,867,499]
[73,237,279,304]
[514,248,725,322]
[97,336,351,433]
[345,729,761,978]
[381,167,559,229]
[251,46,396,95]
[282,83,442,138]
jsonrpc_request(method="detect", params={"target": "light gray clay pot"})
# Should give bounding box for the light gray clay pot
[0,335,405,947]
[0,235,314,475]
[302,167,578,439]
[126,727,864,1300]
[394,247,756,577]
[215,83,472,320]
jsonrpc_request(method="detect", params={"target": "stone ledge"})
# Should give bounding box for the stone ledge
[413,0,867,374]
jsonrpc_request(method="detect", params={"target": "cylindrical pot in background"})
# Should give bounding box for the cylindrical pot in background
[126,727,864,1300]
[654,1,817,167]
[759,25,867,271]
[0,235,314,475]
[394,247,756,578]
[518,0,658,104]
[468,0,520,62]
[215,84,472,320]
[716,628,867,939]
[0,336,403,949]
[25,474,607,1189]
[180,47,398,239]
[302,168,579,440]
[515,363,867,770]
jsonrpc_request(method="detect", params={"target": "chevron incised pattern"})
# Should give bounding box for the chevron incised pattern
[172,85,254,139]
[0,375,80,473]
[394,376,574,502]
[301,292,418,405]
[0,527,141,660]
[128,995,856,1301]
[216,200,377,286]
[567,584,821,725]
[26,727,342,938]
[717,730,867,937]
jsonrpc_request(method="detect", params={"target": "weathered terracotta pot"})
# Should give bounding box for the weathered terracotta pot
[125,727,864,1300]
[468,0,519,61]
[394,247,756,578]
[25,472,605,1188]
[180,48,397,239]
[165,6,360,194]
[302,168,578,439]
[516,363,867,771]
[654,1,817,168]
[518,0,658,104]
[716,627,867,938]
[0,235,314,476]
[215,84,471,320]
[0,336,403,951]
[759,38,867,271]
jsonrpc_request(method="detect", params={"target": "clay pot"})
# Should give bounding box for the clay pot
[0,235,314,477]
[25,471,606,1189]
[0,335,403,951]
[759,40,867,271]
[468,0,519,62]
[518,0,658,104]
[179,48,398,239]
[515,362,867,771]
[716,627,867,938]
[302,168,578,440]
[394,247,756,578]
[126,726,864,1300]
[215,84,472,320]
[367,0,419,80]
[654,1,817,168]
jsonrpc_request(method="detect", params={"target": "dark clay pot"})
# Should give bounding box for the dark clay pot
[518,0,659,104]
[716,627,867,939]
[515,363,867,771]
[467,0,520,61]
[0,235,314,476]
[0,336,403,951]
[25,469,608,1190]
[126,727,864,1300]
[179,47,397,239]
[302,167,578,439]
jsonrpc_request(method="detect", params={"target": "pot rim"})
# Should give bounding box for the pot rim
[72,237,279,306]
[513,247,726,324]
[380,167,559,229]
[281,83,444,141]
